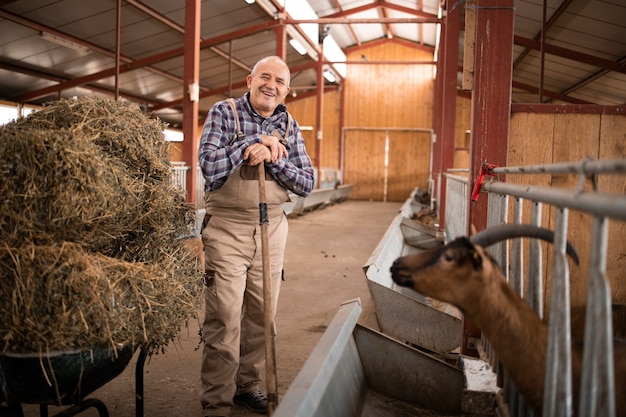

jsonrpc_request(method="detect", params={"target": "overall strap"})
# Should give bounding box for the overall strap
[227,98,244,144]
[283,112,292,145]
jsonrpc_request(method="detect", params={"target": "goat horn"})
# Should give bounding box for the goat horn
[469,224,580,265]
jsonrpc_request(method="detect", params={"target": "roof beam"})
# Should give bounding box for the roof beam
[559,55,626,97]
[0,9,184,85]
[328,0,360,45]
[0,60,163,106]
[12,20,280,103]
[512,0,575,69]
[512,81,591,104]
[324,0,437,20]
[127,0,252,73]
[514,35,626,74]
[285,17,440,24]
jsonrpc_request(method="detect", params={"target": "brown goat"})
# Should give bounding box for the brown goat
[390,230,626,416]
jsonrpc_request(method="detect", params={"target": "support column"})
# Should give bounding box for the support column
[182,0,200,205]
[315,42,324,189]
[463,0,514,356]
[438,0,460,230]
[431,23,444,206]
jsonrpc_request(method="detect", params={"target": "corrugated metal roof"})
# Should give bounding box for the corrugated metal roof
[0,0,624,127]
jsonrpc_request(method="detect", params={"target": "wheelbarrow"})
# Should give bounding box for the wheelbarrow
[0,344,149,417]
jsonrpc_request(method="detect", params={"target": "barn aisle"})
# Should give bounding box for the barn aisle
[18,199,403,417]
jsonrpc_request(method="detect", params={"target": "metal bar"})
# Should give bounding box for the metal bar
[490,158,626,176]
[481,181,626,222]
[579,216,615,417]
[510,198,523,296]
[486,193,508,278]
[284,17,441,24]
[543,208,573,417]
[342,126,434,133]
[443,174,468,241]
[135,346,149,417]
[514,35,626,74]
[527,202,544,318]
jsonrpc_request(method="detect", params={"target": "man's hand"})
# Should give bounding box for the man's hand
[244,143,271,166]
[260,134,288,163]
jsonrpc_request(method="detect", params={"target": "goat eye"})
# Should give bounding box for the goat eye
[443,252,453,262]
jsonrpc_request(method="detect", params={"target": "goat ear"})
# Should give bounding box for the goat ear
[467,246,483,270]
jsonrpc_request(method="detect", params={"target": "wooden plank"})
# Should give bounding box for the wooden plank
[387,131,431,201]
[508,112,555,306]
[462,0,477,91]
[344,130,386,201]
[598,114,626,304]
[548,113,601,309]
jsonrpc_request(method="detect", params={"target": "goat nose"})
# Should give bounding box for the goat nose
[390,260,411,287]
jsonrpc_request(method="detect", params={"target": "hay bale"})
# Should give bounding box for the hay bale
[0,97,202,353]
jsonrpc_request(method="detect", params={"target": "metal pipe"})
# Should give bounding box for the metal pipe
[490,158,626,176]
[481,181,626,222]
[527,202,544,318]
[510,198,523,296]
[579,216,615,417]
[543,207,573,417]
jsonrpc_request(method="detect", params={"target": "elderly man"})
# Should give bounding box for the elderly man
[198,56,314,417]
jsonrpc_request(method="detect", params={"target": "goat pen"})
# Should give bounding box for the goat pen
[444,158,625,417]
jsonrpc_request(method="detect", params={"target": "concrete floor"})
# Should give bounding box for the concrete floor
[17,199,403,417]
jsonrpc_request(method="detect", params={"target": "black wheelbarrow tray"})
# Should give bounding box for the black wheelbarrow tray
[0,344,143,417]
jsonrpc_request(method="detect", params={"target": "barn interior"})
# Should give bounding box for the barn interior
[0,0,625,416]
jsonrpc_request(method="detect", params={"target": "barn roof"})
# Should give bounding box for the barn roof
[1,0,624,127]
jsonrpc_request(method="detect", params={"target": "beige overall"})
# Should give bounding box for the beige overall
[200,103,290,416]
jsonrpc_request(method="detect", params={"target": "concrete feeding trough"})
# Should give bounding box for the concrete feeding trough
[363,188,462,354]
[273,299,465,417]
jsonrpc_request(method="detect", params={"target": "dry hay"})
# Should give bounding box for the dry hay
[0,242,200,353]
[0,97,202,354]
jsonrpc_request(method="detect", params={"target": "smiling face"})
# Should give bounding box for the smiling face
[247,57,291,117]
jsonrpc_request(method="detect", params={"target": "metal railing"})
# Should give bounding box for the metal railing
[443,173,468,241]
[170,162,189,193]
[447,158,626,417]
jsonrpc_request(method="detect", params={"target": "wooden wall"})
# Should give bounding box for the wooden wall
[508,110,626,308]
[454,96,472,169]
[341,43,435,201]
[288,42,437,201]
[284,89,341,172]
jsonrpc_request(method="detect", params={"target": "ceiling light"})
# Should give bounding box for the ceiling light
[323,70,335,83]
[39,32,90,53]
[245,0,255,3]
[289,38,307,55]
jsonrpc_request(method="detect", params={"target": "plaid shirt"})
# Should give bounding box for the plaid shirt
[198,93,314,197]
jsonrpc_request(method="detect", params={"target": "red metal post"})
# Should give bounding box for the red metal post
[437,0,460,230]
[315,44,324,189]
[182,0,200,205]
[464,0,514,355]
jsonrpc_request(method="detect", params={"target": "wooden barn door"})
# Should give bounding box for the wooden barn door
[343,129,432,202]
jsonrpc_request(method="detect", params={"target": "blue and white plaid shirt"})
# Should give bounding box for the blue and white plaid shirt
[198,93,315,197]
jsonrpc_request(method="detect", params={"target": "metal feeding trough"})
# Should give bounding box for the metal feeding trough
[363,189,462,354]
[399,216,444,250]
[273,189,500,416]
[0,345,148,417]
[273,299,465,417]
